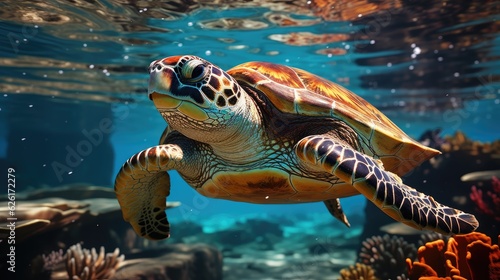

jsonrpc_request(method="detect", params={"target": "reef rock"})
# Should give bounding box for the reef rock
[112,244,222,280]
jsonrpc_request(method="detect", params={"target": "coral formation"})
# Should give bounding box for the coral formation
[42,249,65,272]
[441,131,500,156]
[112,244,223,280]
[470,176,500,221]
[418,232,449,247]
[406,232,500,280]
[66,244,124,280]
[0,200,89,242]
[44,244,124,280]
[358,234,417,280]
[339,263,378,280]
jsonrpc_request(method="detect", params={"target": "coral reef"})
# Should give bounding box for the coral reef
[406,232,500,280]
[42,249,65,272]
[65,244,124,280]
[339,263,377,280]
[441,131,500,156]
[358,234,417,280]
[470,176,500,221]
[112,244,222,280]
[0,200,89,242]
[418,232,449,247]
[44,244,124,280]
[41,243,223,280]
[0,185,180,247]
[0,184,182,280]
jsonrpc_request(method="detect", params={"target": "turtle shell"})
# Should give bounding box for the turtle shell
[227,62,439,176]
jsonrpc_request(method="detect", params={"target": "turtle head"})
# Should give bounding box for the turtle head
[148,55,253,143]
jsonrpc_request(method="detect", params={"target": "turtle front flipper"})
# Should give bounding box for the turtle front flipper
[114,145,183,240]
[295,135,479,235]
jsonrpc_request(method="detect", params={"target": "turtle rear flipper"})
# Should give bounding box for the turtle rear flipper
[115,145,183,240]
[324,199,350,228]
[296,135,479,235]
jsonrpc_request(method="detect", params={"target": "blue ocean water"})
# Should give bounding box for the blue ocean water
[0,1,499,278]
[1,0,499,220]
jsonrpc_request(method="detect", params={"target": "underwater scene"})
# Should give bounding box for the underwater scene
[1,0,499,279]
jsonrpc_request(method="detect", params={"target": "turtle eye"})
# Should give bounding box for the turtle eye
[181,59,207,83]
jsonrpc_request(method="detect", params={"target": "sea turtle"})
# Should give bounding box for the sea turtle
[115,55,478,240]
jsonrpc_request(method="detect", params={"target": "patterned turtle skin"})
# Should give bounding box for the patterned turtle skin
[115,55,478,240]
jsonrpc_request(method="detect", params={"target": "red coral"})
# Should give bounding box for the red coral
[406,232,500,280]
[470,177,500,221]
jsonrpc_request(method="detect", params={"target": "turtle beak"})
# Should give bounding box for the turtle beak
[149,92,182,110]
[148,61,173,100]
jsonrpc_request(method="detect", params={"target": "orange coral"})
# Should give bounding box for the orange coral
[406,232,500,280]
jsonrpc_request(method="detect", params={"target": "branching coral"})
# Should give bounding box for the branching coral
[406,232,500,280]
[339,263,377,280]
[65,244,124,280]
[43,244,124,280]
[358,234,417,280]
[470,176,500,221]
[42,249,65,272]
